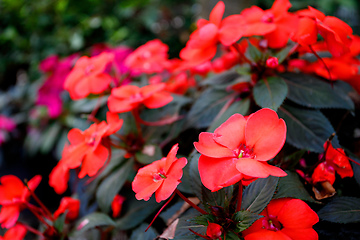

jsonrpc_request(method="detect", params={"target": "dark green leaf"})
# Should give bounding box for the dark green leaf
[278,104,339,153]
[129,223,158,240]
[135,144,163,164]
[350,158,360,188]
[207,98,250,132]
[40,123,61,153]
[274,44,295,64]
[75,212,115,233]
[200,70,240,88]
[242,176,279,214]
[246,39,263,63]
[177,159,194,194]
[174,208,205,240]
[317,197,360,223]
[70,97,108,113]
[233,210,263,232]
[281,73,354,110]
[189,152,203,201]
[185,88,236,129]
[116,194,161,230]
[96,159,134,213]
[53,211,67,233]
[253,76,288,111]
[274,171,317,203]
[192,214,216,226]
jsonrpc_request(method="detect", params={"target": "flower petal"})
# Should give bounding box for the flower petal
[194,132,234,158]
[236,158,286,178]
[245,108,286,161]
[198,155,242,191]
[280,228,318,240]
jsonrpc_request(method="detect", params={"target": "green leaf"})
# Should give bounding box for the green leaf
[200,70,241,88]
[174,208,205,240]
[135,144,163,164]
[278,104,339,153]
[185,88,236,129]
[75,212,115,233]
[192,214,216,226]
[281,72,354,110]
[274,171,317,203]
[233,210,263,232]
[253,76,288,111]
[70,97,108,113]
[40,123,61,153]
[207,98,250,132]
[246,39,263,63]
[53,211,67,233]
[317,197,360,223]
[274,44,295,64]
[116,194,161,230]
[129,223,158,240]
[242,176,279,214]
[96,159,134,213]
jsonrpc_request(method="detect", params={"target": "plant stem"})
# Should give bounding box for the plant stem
[236,181,243,212]
[175,189,207,215]
[18,222,45,238]
[145,192,176,232]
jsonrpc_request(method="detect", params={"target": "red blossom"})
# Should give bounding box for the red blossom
[241,0,299,48]
[132,144,187,202]
[180,1,245,65]
[0,175,41,228]
[53,197,80,222]
[49,113,123,193]
[312,162,336,185]
[243,198,319,240]
[293,7,353,57]
[194,108,286,192]
[107,83,173,113]
[111,194,126,218]
[324,142,353,179]
[64,52,114,100]
[266,56,279,68]
[0,224,27,240]
[125,39,169,74]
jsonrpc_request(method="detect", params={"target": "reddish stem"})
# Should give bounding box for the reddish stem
[26,203,53,229]
[131,108,143,139]
[18,222,46,238]
[175,189,207,215]
[145,192,176,232]
[189,228,211,240]
[309,45,332,81]
[24,181,54,221]
[236,181,243,212]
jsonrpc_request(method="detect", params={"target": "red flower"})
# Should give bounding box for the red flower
[64,52,114,100]
[241,0,299,48]
[125,39,169,74]
[312,162,336,185]
[0,224,27,240]
[266,56,279,68]
[49,112,123,194]
[206,222,222,239]
[194,108,286,192]
[111,194,126,218]
[132,144,187,202]
[324,142,353,178]
[107,83,173,113]
[293,7,353,57]
[243,198,319,240]
[53,197,80,222]
[0,175,41,228]
[180,1,245,65]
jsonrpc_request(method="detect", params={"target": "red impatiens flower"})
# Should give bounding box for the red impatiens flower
[180,1,245,65]
[241,0,299,48]
[132,144,187,202]
[53,197,80,222]
[0,175,42,228]
[194,108,286,192]
[49,112,123,194]
[243,198,319,240]
[324,142,353,179]
[125,39,170,74]
[293,6,353,57]
[0,224,27,240]
[312,162,336,186]
[111,194,126,218]
[64,52,114,100]
[107,83,173,113]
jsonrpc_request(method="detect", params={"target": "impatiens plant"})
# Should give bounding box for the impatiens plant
[2,0,360,239]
